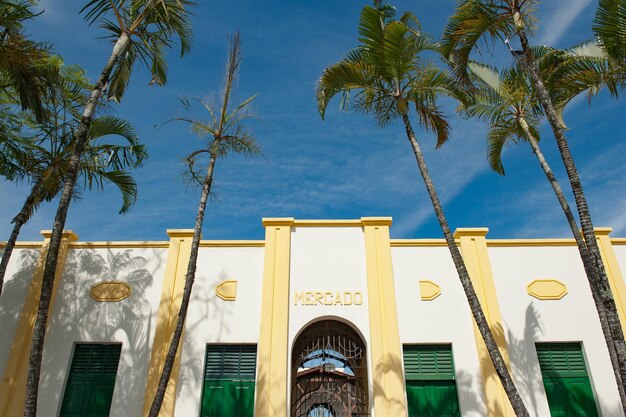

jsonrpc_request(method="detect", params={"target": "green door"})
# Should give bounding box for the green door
[59,343,122,417]
[200,345,256,417]
[536,343,599,417]
[403,345,461,417]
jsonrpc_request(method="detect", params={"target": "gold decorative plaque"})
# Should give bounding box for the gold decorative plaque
[216,280,238,301]
[527,279,568,300]
[419,280,441,301]
[90,281,131,302]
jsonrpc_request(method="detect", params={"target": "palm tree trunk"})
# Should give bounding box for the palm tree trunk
[517,29,626,413]
[23,32,130,417]
[0,178,43,297]
[400,111,530,416]
[148,146,219,417]
[521,119,626,408]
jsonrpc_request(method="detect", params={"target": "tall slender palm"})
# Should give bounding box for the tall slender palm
[464,60,626,409]
[148,32,259,417]
[0,61,146,296]
[316,3,530,416]
[442,2,626,411]
[24,2,194,416]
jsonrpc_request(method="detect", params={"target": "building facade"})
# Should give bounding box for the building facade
[1,217,625,417]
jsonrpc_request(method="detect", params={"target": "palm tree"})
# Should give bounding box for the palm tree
[316,3,530,416]
[0,61,146,297]
[464,59,626,410]
[24,2,194,416]
[442,1,626,411]
[0,115,146,297]
[594,0,626,87]
[0,0,58,122]
[148,32,258,417]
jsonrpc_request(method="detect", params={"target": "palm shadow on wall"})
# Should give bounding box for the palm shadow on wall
[42,246,161,416]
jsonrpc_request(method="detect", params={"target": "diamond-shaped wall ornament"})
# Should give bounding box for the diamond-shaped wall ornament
[216,280,238,301]
[527,279,568,300]
[90,281,131,302]
[419,280,441,301]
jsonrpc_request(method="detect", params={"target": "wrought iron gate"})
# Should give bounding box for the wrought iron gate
[291,320,369,417]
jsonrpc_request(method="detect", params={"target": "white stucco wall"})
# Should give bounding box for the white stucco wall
[392,245,487,417]
[288,226,373,415]
[38,246,169,417]
[174,246,264,417]
[0,247,41,374]
[489,245,622,417]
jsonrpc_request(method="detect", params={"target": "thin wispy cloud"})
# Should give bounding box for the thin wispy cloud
[537,0,594,46]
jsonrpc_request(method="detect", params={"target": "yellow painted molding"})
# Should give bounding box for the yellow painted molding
[390,239,448,247]
[527,280,568,300]
[199,240,265,247]
[455,227,515,417]
[612,238,626,245]
[0,242,44,249]
[262,217,295,227]
[364,221,407,417]
[361,216,393,227]
[141,231,193,417]
[594,227,626,332]
[71,241,170,248]
[419,280,441,301]
[0,229,77,417]
[215,280,238,301]
[255,221,292,417]
[90,281,132,302]
[487,239,577,247]
[40,229,79,241]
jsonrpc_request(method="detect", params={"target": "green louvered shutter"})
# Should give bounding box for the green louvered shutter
[536,343,599,417]
[403,345,460,417]
[59,343,122,417]
[200,345,256,417]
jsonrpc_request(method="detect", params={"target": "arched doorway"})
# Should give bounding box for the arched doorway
[291,320,369,417]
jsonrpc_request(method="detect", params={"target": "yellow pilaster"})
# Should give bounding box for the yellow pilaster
[0,229,78,417]
[362,217,407,417]
[141,230,194,417]
[594,227,626,332]
[454,228,514,417]
[254,218,293,417]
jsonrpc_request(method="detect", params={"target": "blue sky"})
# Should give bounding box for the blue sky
[2,0,625,242]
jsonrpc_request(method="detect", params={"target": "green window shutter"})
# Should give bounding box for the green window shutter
[403,345,460,417]
[59,343,122,417]
[403,344,455,381]
[201,345,257,417]
[536,343,599,417]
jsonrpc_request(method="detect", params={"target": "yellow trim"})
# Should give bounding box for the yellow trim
[0,242,44,249]
[594,227,626,332]
[71,241,170,248]
[391,239,448,247]
[255,218,293,417]
[363,217,408,417]
[611,238,626,245]
[454,228,515,417]
[215,280,238,301]
[141,229,194,417]
[0,230,78,417]
[90,281,132,302]
[487,239,576,247]
[419,280,441,301]
[527,280,568,300]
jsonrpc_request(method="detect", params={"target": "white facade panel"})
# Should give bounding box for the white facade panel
[489,245,622,417]
[38,246,169,417]
[614,243,626,275]
[174,246,265,417]
[392,246,487,417]
[0,248,41,372]
[288,226,373,415]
